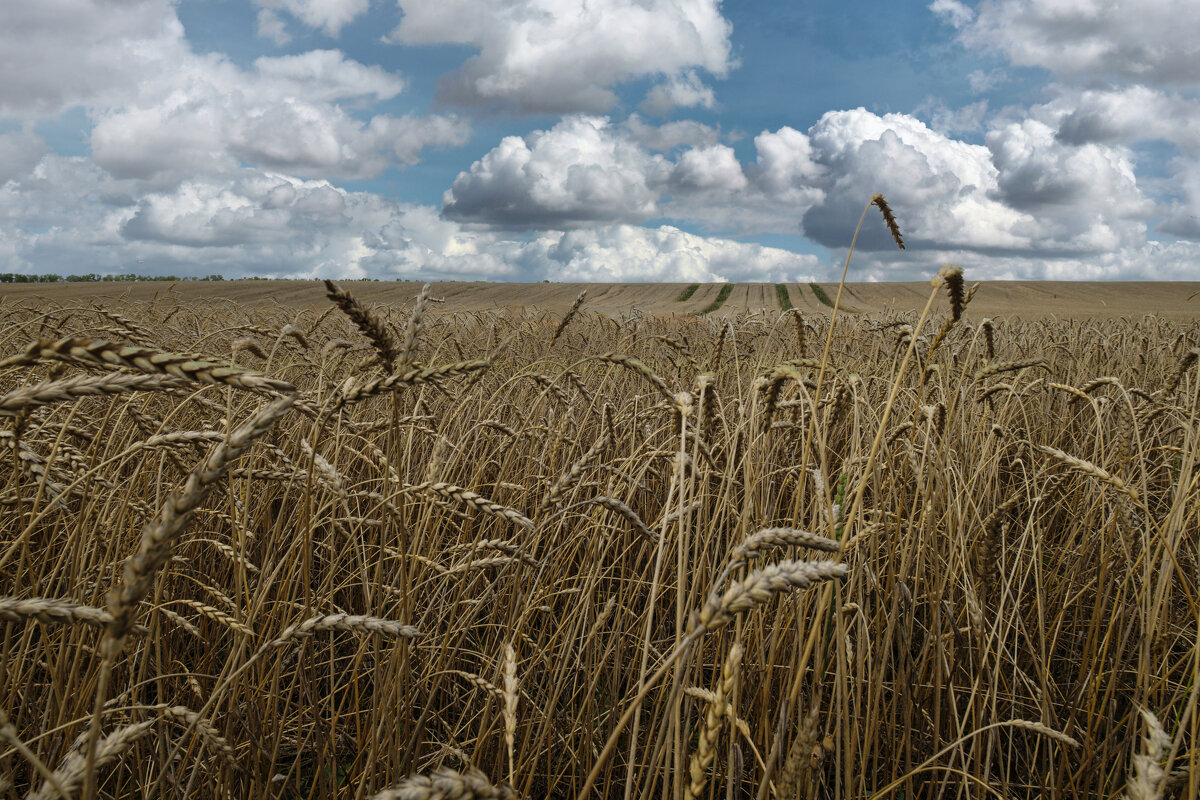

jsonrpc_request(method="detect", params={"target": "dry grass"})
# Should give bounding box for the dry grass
[0,271,1197,800]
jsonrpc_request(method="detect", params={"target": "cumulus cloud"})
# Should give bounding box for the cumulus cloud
[0,126,47,185]
[443,116,765,230]
[986,118,1153,249]
[0,0,183,116]
[1,3,464,186]
[1051,86,1200,154]
[848,239,1200,282]
[499,225,821,282]
[89,50,466,184]
[0,156,822,282]
[386,0,734,113]
[442,116,669,228]
[254,0,371,37]
[444,109,1162,262]
[934,0,1200,87]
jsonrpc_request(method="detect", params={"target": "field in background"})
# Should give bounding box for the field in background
[4,279,1199,319]
[0,277,1197,798]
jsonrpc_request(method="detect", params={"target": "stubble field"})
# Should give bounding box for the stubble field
[0,274,1197,799]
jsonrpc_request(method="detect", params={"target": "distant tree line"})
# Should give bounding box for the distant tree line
[0,273,225,283]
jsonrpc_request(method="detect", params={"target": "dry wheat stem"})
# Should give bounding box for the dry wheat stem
[84,394,295,798]
[578,559,846,800]
[868,719,1078,799]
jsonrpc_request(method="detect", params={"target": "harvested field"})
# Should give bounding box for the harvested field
[4,279,1199,319]
[0,274,1197,798]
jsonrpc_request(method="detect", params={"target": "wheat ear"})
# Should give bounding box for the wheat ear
[399,283,431,369]
[1126,708,1172,800]
[408,481,535,530]
[939,265,965,321]
[0,337,295,394]
[335,360,489,407]
[551,289,587,346]
[567,496,658,543]
[871,193,905,249]
[323,279,399,369]
[719,528,841,585]
[690,560,849,636]
[1036,444,1141,504]
[267,613,421,649]
[0,373,185,416]
[503,643,519,783]
[539,433,608,511]
[684,642,744,800]
[369,767,514,800]
[31,720,154,800]
[0,596,147,634]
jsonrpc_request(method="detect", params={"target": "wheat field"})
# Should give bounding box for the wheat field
[0,270,1197,799]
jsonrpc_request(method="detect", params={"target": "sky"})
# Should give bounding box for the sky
[1,0,1199,283]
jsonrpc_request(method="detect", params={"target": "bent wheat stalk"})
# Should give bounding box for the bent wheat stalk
[576,559,847,800]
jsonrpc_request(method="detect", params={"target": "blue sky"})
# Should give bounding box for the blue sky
[1,0,1198,282]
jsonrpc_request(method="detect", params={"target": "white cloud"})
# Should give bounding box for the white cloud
[1050,85,1200,155]
[444,109,1164,263]
[0,156,823,282]
[254,0,371,37]
[936,0,1200,87]
[848,239,1200,282]
[967,68,1006,93]
[0,145,1188,282]
[89,50,465,183]
[386,0,734,113]
[986,118,1155,254]
[256,9,292,45]
[251,49,406,102]
[921,99,989,135]
[670,145,746,191]
[1157,159,1200,241]
[0,126,47,185]
[0,0,184,117]
[0,3,460,185]
[928,0,973,29]
[641,71,717,115]
[495,225,821,282]
[442,116,669,228]
[620,115,722,151]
